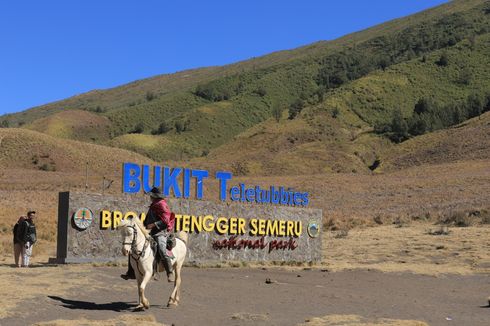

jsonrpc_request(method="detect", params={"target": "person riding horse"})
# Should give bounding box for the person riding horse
[121,186,175,282]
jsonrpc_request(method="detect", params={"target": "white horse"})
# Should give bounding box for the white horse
[118,218,188,310]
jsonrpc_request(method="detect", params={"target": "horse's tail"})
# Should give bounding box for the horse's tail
[175,231,188,245]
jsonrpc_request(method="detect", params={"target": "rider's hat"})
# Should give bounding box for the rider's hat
[148,186,165,199]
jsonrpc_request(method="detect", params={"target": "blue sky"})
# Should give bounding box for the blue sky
[0,0,448,115]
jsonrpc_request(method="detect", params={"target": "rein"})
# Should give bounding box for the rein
[124,224,153,274]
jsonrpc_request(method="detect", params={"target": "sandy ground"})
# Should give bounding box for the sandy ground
[0,264,489,326]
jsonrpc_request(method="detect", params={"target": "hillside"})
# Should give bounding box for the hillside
[25,110,111,142]
[0,0,489,168]
[188,32,490,176]
[380,111,490,171]
[0,128,153,175]
[0,0,490,176]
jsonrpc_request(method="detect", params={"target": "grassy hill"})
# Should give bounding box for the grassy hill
[0,0,489,171]
[0,128,153,174]
[380,111,490,171]
[25,109,111,142]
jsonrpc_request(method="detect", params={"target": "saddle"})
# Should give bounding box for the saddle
[151,233,177,274]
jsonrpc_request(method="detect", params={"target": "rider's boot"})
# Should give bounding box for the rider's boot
[163,256,174,282]
[120,258,136,280]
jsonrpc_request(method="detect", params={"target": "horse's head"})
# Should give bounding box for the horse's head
[118,218,135,256]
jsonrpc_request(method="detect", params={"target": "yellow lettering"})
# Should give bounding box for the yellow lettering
[266,220,278,236]
[229,218,237,235]
[286,220,294,236]
[191,215,203,233]
[295,221,302,237]
[203,215,214,232]
[237,218,246,235]
[216,217,228,235]
[279,220,286,236]
[112,211,123,229]
[182,215,191,232]
[124,211,137,221]
[249,219,257,235]
[100,210,111,229]
[174,214,183,231]
[258,219,266,236]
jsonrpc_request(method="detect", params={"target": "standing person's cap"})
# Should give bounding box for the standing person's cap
[27,211,36,215]
[148,187,165,199]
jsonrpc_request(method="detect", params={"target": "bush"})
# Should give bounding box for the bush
[132,123,145,134]
[436,53,449,66]
[152,121,171,135]
[438,211,472,227]
[288,99,305,119]
[389,109,409,143]
[272,103,282,122]
[175,121,184,133]
[146,91,156,101]
[231,161,249,176]
[39,163,56,172]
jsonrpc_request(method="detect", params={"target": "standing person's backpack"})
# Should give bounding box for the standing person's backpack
[13,217,25,243]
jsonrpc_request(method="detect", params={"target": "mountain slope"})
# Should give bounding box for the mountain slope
[0,128,153,174]
[1,0,489,168]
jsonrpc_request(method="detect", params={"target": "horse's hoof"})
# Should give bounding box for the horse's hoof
[134,305,145,311]
[143,301,150,309]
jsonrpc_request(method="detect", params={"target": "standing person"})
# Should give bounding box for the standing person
[18,211,37,267]
[12,216,26,267]
[121,187,175,282]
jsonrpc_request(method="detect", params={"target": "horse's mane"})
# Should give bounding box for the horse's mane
[132,216,150,238]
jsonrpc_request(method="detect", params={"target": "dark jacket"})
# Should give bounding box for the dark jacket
[16,218,36,244]
[144,199,173,236]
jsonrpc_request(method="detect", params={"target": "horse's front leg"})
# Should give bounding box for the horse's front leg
[168,262,181,307]
[138,270,152,309]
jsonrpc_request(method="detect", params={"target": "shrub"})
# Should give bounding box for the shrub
[146,91,156,101]
[39,163,56,172]
[132,123,145,134]
[152,121,171,135]
[271,103,282,122]
[288,99,305,119]
[436,53,449,66]
[231,161,249,176]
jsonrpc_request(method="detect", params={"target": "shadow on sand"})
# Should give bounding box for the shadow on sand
[48,295,136,312]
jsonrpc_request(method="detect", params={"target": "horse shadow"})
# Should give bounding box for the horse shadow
[48,295,155,312]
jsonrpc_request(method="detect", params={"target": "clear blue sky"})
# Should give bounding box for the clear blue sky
[0,0,448,115]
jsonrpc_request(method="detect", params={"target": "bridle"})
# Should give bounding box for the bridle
[123,224,151,263]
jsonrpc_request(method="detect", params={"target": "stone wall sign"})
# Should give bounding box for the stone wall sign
[56,192,323,264]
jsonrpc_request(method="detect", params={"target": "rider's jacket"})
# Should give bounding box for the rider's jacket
[144,199,173,236]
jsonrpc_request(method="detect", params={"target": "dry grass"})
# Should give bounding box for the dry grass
[298,314,428,326]
[323,224,490,275]
[33,315,166,326]
[0,262,132,319]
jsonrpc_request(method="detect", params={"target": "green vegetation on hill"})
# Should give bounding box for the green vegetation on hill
[1,0,489,172]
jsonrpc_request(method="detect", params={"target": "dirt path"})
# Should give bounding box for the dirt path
[0,265,488,326]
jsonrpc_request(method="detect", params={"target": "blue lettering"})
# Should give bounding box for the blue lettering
[183,168,191,198]
[123,162,141,193]
[216,171,232,201]
[164,167,182,197]
[142,165,162,192]
[192,169,209,199]
[230,186,240,201]
[302,192,309,206]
